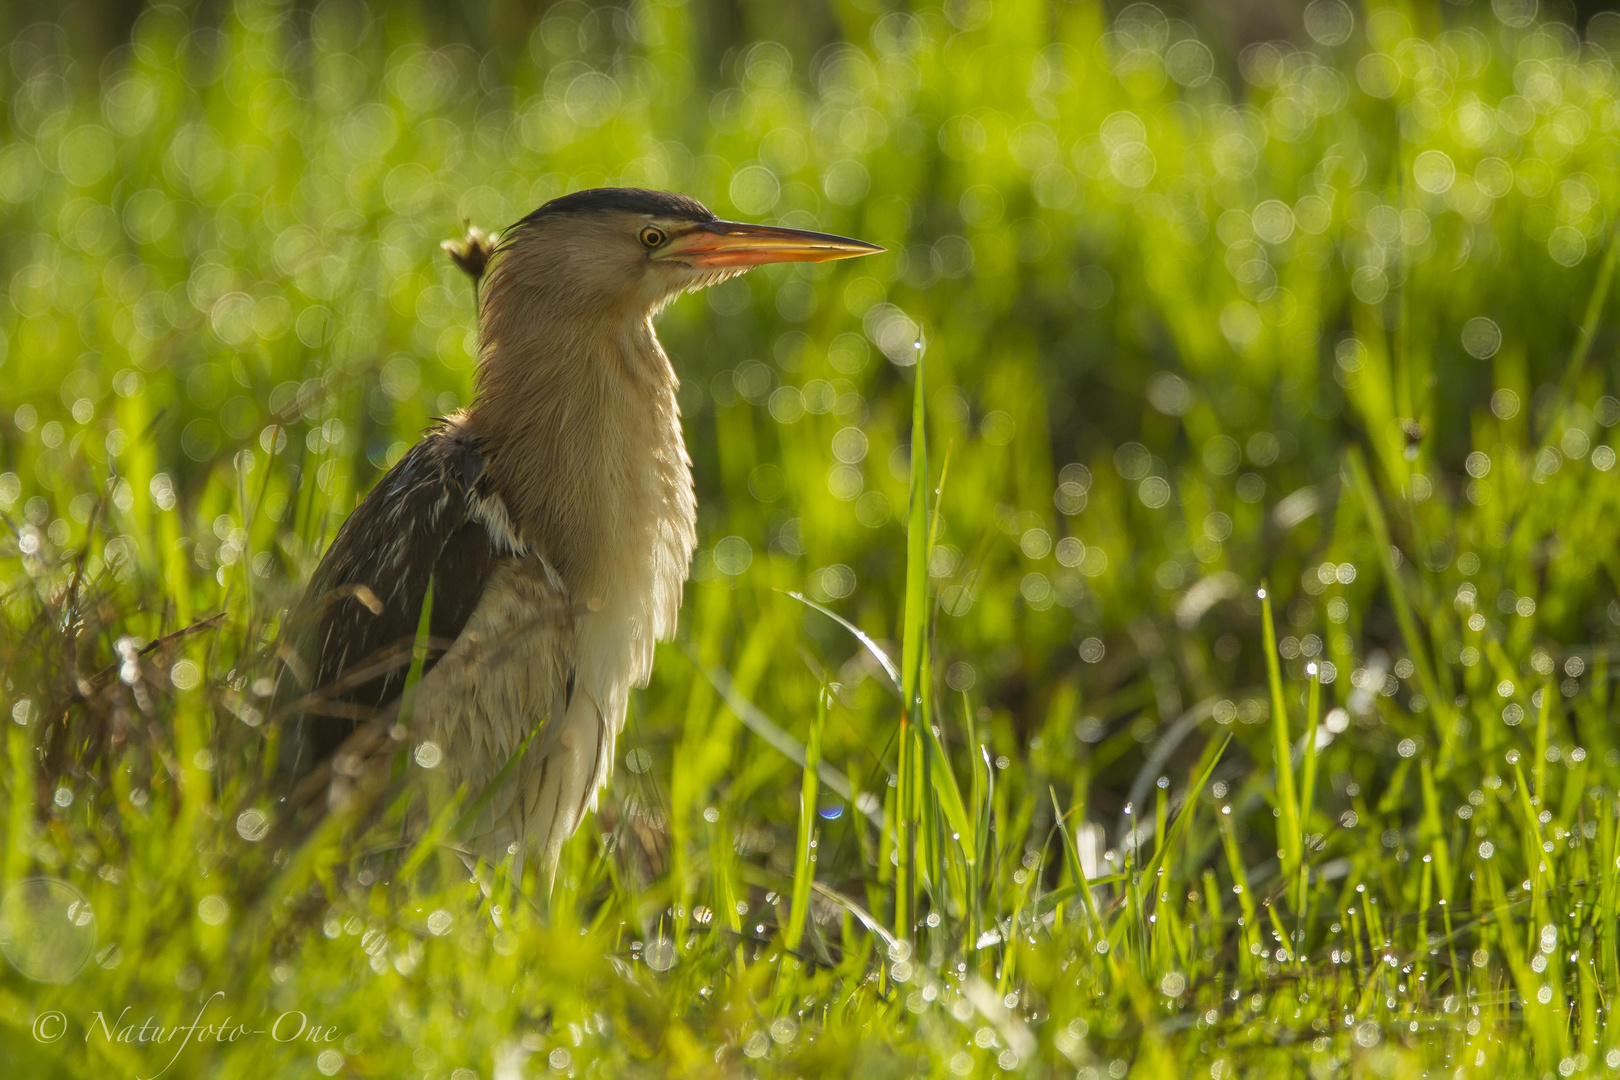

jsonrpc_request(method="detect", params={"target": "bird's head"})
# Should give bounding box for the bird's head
[485,187,883,319]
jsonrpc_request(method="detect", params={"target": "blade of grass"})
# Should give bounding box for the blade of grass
[785,684,827,952]
[1297,668,1322,917]
[1048,785,1101,933]
[1299,671,1322,838]
[1259,583,1302,901]
[1533,680,1552,804]
[1217,807,1261,982]
[919,438,956,930]
[811,880,898,952]
[781,591,900,695]
[1135,732,1230,892]
[899,333,930,712]
[895,333,930,944]
[965,692,986,954]
[921,723,972,865]
[1025,874,1128,923]
[453,719,543,841]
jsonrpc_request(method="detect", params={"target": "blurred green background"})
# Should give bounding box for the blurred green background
[5,0,1620,813]
[9,0,1620,1071]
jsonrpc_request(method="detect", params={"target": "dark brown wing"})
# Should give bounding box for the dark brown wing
[276,423,510,777]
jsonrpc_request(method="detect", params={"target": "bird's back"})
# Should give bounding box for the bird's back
[277,423,486,762]
[274,418,566,801]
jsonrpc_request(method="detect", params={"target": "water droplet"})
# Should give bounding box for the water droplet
[644,936,677,972]
[0,878,97,983]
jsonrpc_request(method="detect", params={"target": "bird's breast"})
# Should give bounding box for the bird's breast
[468,316,697,687]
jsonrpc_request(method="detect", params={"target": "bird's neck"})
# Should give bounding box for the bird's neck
[465,300,696,628]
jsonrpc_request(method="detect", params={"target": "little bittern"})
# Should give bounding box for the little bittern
[279,188,881,882]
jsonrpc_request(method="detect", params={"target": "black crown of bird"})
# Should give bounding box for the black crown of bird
[274,188,881,887]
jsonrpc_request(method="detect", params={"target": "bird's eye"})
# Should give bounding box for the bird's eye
[639,226,666,249]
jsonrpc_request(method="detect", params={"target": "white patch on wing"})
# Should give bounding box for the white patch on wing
[468,490,529,556]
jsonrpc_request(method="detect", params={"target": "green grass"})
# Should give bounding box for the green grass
[7,0,1620,1075]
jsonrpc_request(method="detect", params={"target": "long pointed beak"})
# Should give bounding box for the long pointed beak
[658,220,884,268]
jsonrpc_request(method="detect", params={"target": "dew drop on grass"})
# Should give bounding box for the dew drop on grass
[1461,317,1501,359]
[197,894,229,925]
[236,808,268,841]
[1304,0,1354,46]
[169,659,201,690]
[714,536,753,575]
[644,937,677,972]
[0,878,96,983]
[1158,36,1214,90]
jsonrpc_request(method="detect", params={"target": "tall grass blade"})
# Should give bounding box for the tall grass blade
[1048,786,1102,933]
[1135,732,1230,890]
[1258,584,1301,896]
[895,333,930,942]
[899,333,930,710]
[1297,669,1322,915]
[785,684,826,952]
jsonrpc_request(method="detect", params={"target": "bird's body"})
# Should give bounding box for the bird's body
[279,188,878,881]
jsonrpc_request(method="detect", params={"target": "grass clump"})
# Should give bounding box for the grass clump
[6,1,1620,1076]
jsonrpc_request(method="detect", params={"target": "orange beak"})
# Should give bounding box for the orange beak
[657,220,884,268]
